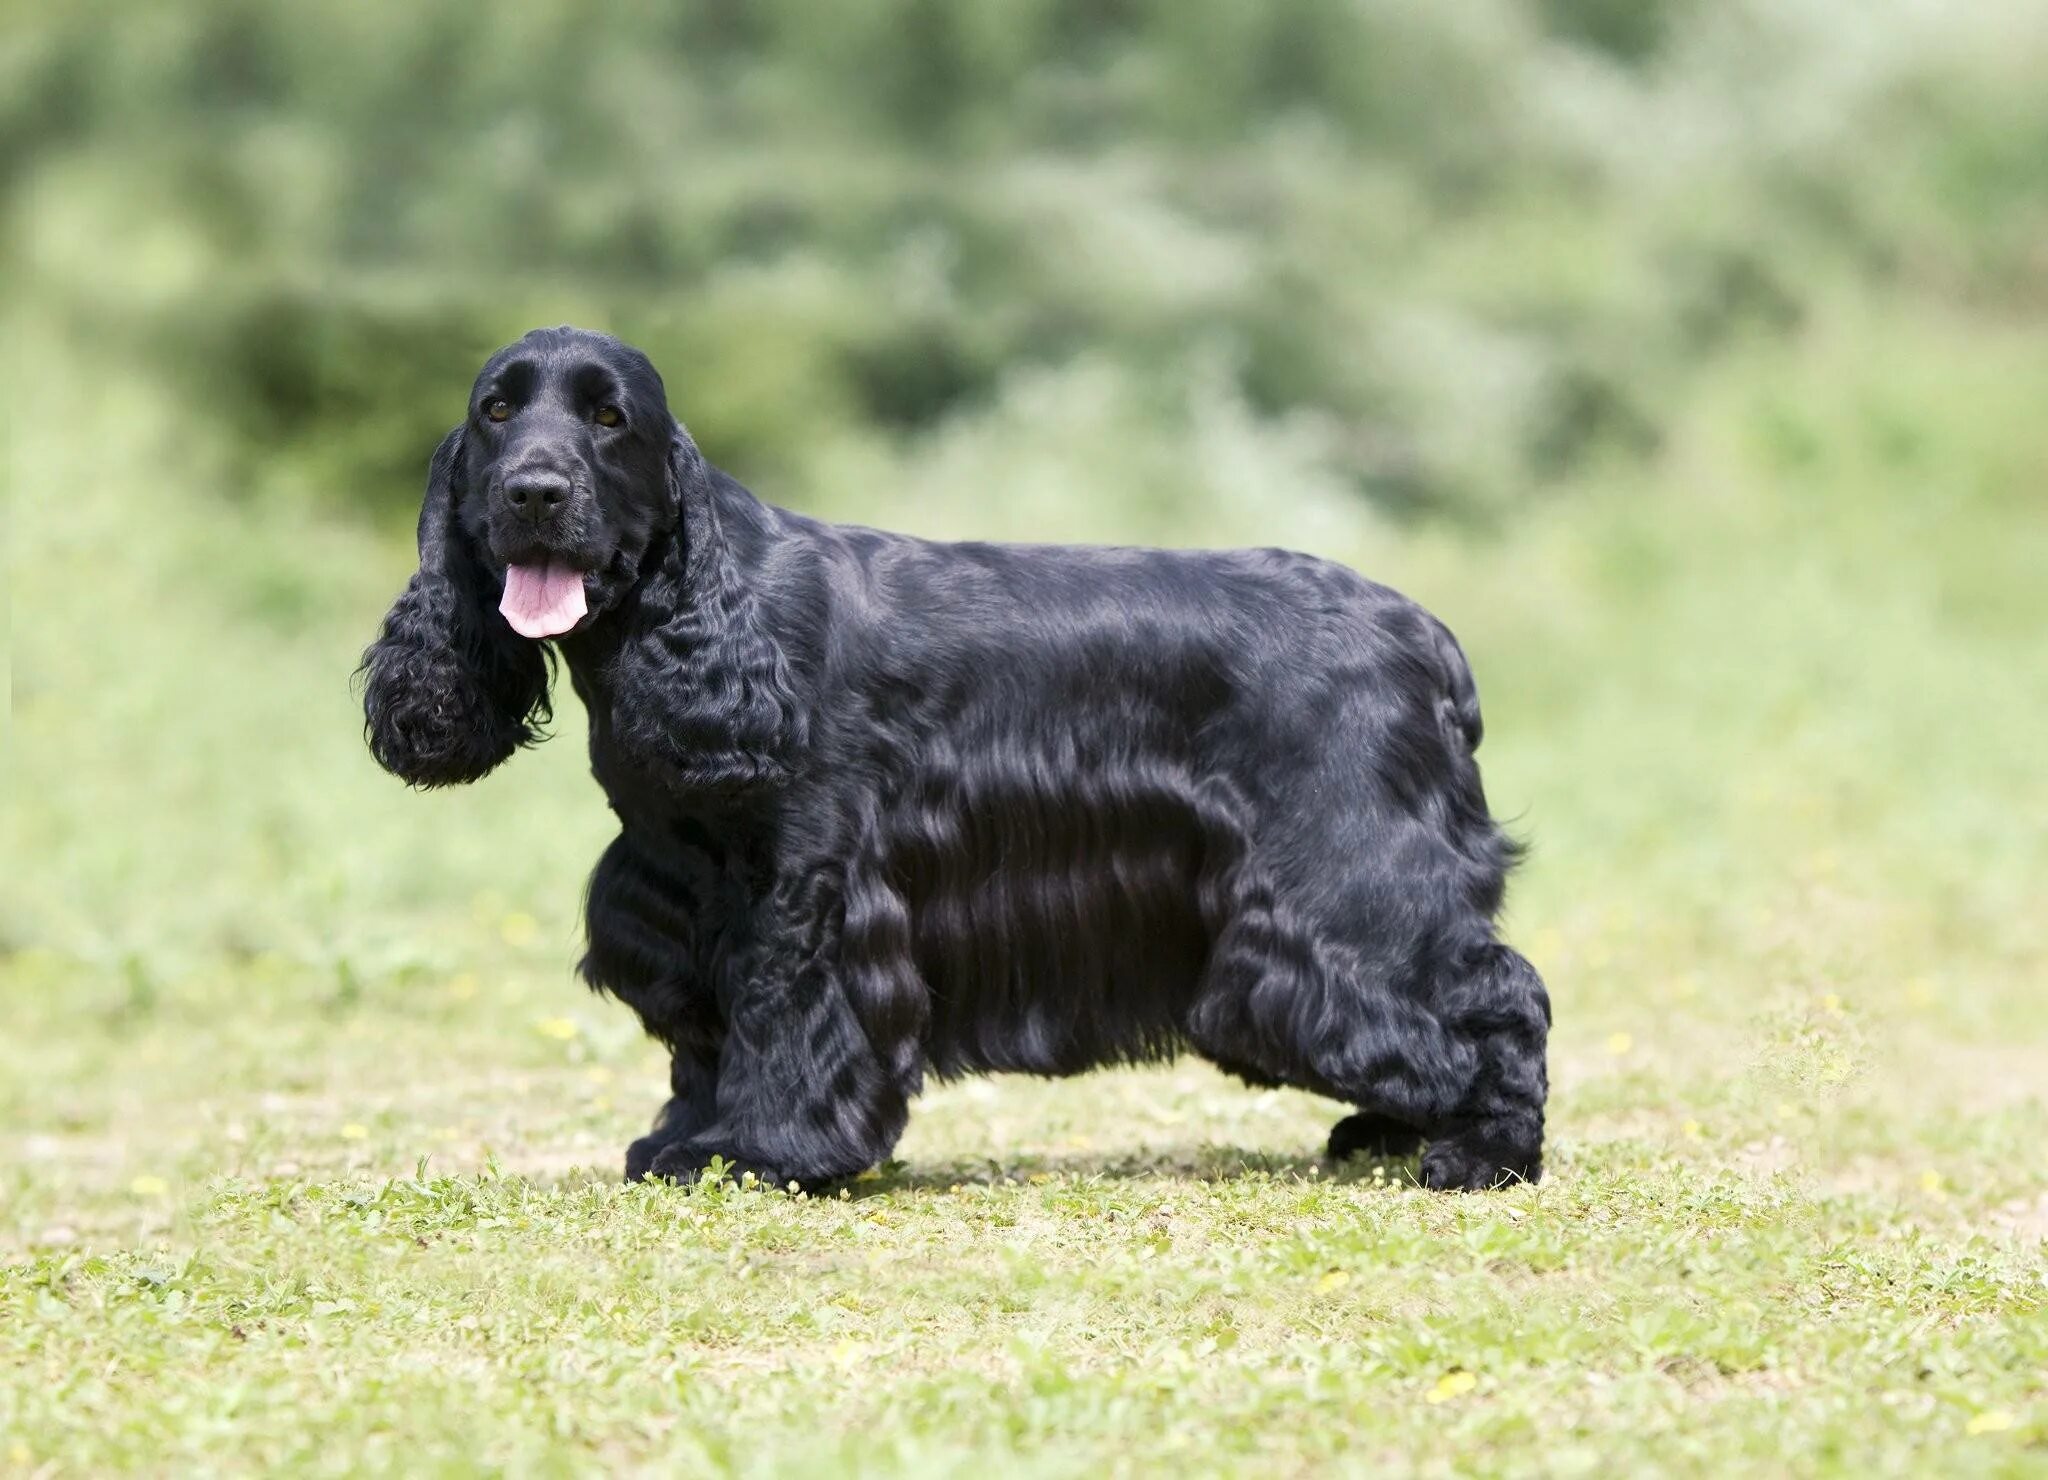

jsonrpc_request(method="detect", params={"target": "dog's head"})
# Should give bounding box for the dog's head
[359,326,707,787]
[458,327,682,638]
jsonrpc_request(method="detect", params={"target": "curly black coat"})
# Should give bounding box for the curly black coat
[361,327,1550,1191]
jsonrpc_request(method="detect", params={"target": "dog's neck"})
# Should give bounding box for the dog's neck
[558,490,807,812]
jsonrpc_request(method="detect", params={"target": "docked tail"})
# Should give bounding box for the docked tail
[1423,613,1526,885]
[1426,616,1484,753]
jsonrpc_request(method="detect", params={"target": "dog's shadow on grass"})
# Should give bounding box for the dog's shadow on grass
[527,1146,1424,1196]
[854,1146,1424,1197]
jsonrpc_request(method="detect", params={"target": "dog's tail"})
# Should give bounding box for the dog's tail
[1425,616,1484,754]
[1422,613,1527,882]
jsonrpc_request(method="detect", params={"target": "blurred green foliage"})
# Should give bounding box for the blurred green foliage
[9,0,2046,523]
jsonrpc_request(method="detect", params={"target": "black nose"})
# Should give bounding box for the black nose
[503,474,571,523]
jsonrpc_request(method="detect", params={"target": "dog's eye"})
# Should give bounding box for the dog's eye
[594,405,623,429]
[483,399,512,423]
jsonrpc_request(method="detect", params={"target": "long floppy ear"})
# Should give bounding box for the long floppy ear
[359,428,551,787]
[603,429,805,794]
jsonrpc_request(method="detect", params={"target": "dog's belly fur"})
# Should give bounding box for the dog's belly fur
[896,753,1215,1080]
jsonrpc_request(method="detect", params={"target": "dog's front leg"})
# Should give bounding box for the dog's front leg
[636,900,913,1192]
[623,1051,719,1181]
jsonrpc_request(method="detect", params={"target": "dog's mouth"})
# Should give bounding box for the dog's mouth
[499,558,589,639]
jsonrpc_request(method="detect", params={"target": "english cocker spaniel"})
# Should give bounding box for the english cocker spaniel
[361,326,1550,1191]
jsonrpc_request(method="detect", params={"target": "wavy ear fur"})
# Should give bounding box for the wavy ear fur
[359,428,551,787]
[603,431,805,795]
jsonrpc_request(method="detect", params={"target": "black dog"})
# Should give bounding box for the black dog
[361,326,1550,1192]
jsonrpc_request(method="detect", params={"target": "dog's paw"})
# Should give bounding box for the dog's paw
[639,1143,799,1192]
[1418,1124,1541,1192]
[1326,1112,1424,1162]
[624,1132,675,1183]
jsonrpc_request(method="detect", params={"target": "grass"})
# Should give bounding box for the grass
[3,291,2045,1475]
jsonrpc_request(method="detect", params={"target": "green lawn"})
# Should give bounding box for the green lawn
[4,302,2044,1475]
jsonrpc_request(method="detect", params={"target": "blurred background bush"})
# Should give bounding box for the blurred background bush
[13,0,2045,525]
[5,0,2045,1032]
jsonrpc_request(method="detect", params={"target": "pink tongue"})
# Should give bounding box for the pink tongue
[499,560,588,639]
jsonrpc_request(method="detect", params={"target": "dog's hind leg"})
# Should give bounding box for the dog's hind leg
[1210,1045,1424,1159]
[1414,938,1549,1190]
[1188,898,1548,1189]
[1325,1111,1424,1161]
[1186,896,1476,1155]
